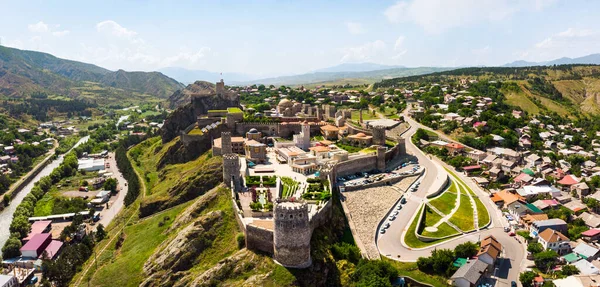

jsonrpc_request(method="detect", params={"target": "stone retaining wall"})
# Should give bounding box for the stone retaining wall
[334,155,378,178]
[245,224,274,254]
[342,171,422,192]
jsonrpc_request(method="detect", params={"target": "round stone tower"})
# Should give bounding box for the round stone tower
[223,153,241,192]
[273,200,312,268]
[372,125,386,146]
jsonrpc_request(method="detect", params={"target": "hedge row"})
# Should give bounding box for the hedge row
[115,146,140,207]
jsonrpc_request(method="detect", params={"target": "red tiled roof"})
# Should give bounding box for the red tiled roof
[582,229,600,237]
[558,174,579,186]
[446,143,465,149]
[463,165,481,171]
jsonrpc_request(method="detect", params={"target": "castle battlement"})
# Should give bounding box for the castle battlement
[223,153,238,160]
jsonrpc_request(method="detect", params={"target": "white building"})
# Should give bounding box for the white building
[293,122,310,150]
[78,158,105,172]
[0,275,17,287]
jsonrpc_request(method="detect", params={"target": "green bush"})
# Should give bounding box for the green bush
[236,233,245,249]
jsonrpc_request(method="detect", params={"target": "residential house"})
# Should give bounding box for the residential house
[532,199,560,211]
[450,259,488,287]
[572,182,590,199]
[554,274,600,287]
[530,218,568,237]
[467,150,487,162]
[579,212,600,229]
[477,236,502,267]
[573,243,600,262]
[573,260,600,275]
[537,228,571,255]
[508,200,543,222]
[581,229,600,243]
[520,214,549,228]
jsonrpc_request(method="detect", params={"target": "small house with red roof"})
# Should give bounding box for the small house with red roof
[462,165,481,175]
[558,174,580,191]
[582,229,600,243]
[445,142,465,155]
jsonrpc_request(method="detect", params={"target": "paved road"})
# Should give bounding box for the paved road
[98,152,128,228]
[0,136,89,247]
[376,110,525,286]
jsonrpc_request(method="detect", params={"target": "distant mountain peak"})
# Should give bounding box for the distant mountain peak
[504,53,600,67]
[313,62,404,73]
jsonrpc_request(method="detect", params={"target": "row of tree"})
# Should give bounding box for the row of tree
[115,145,140,206]
[1,152,78,259]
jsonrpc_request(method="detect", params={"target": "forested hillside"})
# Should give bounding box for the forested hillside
[0,45,184,104]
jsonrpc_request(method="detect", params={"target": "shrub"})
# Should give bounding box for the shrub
[236,233,245,249]
[2,236,22,259]
[331,242,361,263]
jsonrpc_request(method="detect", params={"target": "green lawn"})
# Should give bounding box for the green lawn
[335,143,363,153]
[448,194,475,232]
[350,110,378,121]
[385,259,451,287]
[404,205,446,248]
[423,206,443,227]
[187,127,204,135]
[428,190,457,215]
[474,197,490,227]
[421,222,460,238]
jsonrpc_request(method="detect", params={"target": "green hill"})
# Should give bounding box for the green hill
[375,65,600,116]
[0,45,184,104]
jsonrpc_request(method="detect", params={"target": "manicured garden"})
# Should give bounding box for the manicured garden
[428,188,457,215]
[301,178,331,202]
[280,176,299,198]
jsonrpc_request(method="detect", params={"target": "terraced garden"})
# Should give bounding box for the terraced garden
[404,167,491,248]
[280,176,300,198]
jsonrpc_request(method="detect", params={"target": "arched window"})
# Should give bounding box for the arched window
[290,214,293,219]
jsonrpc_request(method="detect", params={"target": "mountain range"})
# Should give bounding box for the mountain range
[503,53,600,67]
[0,45,184,104]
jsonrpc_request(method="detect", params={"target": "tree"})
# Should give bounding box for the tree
[352,260,398,287]
[534,250,558,272]
[2,236,22,259]
[10,215,31,238]
[454,241,479,258]
[96,224,106,242]
[560,264,579,276]
[3,194,9,207]
[519,271,537,287]
[103,178,118,193]
[527,242,544,254]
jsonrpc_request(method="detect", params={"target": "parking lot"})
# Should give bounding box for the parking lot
[338,163,422,188]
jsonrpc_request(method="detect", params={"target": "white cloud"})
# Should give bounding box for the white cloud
[384,0,556,34]
[341,37,409,63]
[52,30,70,37]
[345,22,366,34]
[341,40,386,62]
[96,20,138,39]
[520,28,600,61]
[161,47,212,67]
[28,21,49,33]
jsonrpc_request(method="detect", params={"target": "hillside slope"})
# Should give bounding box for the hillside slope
[0,45,184,102]
[376,65,600,116]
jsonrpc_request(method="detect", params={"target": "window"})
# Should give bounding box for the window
[290,214,293,219]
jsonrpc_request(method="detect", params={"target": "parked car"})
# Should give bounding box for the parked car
[396,205,402,210]
[384,223,390,229]
[380,228,386,234]
[389,215,396,221]
[400,198,407,204]
[504,227,511,232]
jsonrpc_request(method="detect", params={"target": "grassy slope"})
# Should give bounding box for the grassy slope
[501,86,541,115]
[385,259,451,287]
[88,203,190,287]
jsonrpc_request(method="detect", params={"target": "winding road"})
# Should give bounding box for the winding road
[376,109,525,287]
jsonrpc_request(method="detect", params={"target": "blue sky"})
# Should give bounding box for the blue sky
[1,0,599,76]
